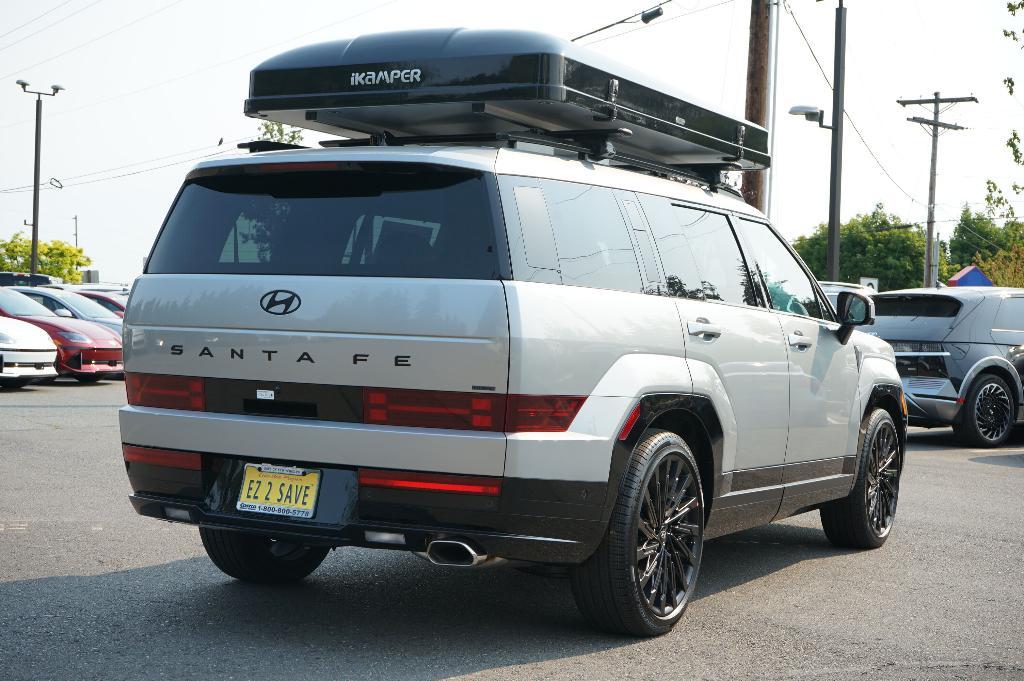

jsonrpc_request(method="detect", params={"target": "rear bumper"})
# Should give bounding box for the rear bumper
[904,392,960,426]
[124,449,608,564]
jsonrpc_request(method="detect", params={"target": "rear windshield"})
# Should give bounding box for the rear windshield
[146,164,500,279]
[874,295,962,318]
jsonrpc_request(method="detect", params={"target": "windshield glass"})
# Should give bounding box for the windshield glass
[46,289,119,319]
[874,295,962,318]
[0,287,55,316]
[146,164,499,279]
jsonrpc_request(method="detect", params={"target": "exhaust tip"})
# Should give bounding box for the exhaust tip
[425,539,484,567]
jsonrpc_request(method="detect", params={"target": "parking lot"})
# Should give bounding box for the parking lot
[1,379,1022,680]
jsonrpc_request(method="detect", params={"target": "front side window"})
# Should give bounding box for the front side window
[736,218,826,320]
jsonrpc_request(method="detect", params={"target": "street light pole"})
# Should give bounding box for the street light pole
[16,80,64,276]
[825,0,846,282]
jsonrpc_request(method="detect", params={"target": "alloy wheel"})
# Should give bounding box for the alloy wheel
[865,421,900,537]
[635,453,702,619]
[975,382,1012,442]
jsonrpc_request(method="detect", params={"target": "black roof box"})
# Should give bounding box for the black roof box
[245,28,768,170]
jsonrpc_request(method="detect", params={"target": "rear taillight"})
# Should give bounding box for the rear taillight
[505,395,586,432]
[361,388,585,432]
[126,373,205,411]
[122,444,202,470]
[358,468,501,496]
[362,388,504,431]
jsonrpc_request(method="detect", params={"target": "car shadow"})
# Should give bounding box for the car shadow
[1,522,847,679]
[908,426,1024,453]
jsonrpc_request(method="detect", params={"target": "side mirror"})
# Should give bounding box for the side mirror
[54,308,73,318]
[835,291,874,344]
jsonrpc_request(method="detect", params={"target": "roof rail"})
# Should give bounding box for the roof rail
[318,128,743,193]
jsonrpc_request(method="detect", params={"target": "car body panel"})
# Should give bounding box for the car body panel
[0,316,58,380]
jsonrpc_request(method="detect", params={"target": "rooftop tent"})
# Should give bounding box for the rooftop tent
[245,28,769,171]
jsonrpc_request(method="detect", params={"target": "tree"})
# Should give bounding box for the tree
[975,242,1024,287]
[256,121,303,145]
[948,205,1024,271]
[985,3,1024,218]
[792,204,950,291]
[0,232,92,283]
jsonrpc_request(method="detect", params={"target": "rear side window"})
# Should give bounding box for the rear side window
[146,165,500,279]
[993,297,1024,331]
[636,195,704,299]
[542,180,642,293]
[875,296,961,317]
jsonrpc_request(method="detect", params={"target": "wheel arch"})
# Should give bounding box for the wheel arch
[605,393,723,525]
[861,383,907,474]
[959,356,1023,409]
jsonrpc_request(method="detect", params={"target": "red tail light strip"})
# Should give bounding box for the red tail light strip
[358,468,501,496]
[126,373,205,411]
[122,444,202,470]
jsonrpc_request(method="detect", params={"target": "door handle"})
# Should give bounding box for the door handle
[788,331,814,350]
[688,318,722,340]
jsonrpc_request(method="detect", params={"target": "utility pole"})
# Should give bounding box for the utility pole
[73,215,78,247]
[897,92,978,287]
[826,0,847,283]
[741,0,770,211]
[16,80,64,275]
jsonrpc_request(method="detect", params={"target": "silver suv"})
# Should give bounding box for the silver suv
[119,28,906,637]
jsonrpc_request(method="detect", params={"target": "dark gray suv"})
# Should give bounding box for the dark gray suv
[871,287,1024,447]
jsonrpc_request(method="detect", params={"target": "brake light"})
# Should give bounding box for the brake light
[358,468,501,496]
[362,388,503,431]
[122,444,202,470]
[126,373,205,411]
[505,395,586,432]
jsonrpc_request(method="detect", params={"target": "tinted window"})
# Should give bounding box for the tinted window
[994,297,1024,331]
[541,180,642,293]
[512,185,558,270]
[668,205,756,306]
[736,219,826,319]
[637,195,705,300]
[89,296,125,314]
[0,288,54,316]
[147,166,499,279]
[42,289,118,318]
[874,295,961,317]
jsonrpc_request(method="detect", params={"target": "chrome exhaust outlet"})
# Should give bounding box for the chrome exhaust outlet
[424,539,499,567]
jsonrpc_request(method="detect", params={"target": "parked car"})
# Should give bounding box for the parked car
[119,29,906,637]
[819,281,874,310]
[0,288,123,382]
[871,287,1024,447]
[0,272,62,287]
[0,315,58,388]
[76,290,129,318]
[11,286,123,335]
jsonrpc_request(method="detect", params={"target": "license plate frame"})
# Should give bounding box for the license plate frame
[236,463,322,519]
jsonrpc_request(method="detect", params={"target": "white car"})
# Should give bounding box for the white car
[0,316,58,388]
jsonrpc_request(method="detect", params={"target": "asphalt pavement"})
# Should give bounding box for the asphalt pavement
[1,380,1022,680]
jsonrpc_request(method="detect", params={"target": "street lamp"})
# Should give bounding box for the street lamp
[17,79,65,276]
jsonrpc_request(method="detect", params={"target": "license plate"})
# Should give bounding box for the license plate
[236,463,321,519]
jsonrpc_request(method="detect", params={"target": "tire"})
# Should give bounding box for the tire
[199,527,330,584]
[0,378,31,389]
[820,408,901,549]
[571,430,704,637]
[74,375,103,383]
[953,374,1015,448]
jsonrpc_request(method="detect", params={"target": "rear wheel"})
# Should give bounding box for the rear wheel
[571,430,704,637]
[953,374,1015,448]
[820,408,901,549]
[0,378,31,389]
[199,527,330,583]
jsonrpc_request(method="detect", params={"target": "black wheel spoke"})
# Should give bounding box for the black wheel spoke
[864,420,900,537]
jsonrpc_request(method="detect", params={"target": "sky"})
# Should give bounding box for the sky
[0,0,1021,283]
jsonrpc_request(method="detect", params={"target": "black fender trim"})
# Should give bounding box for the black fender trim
[858,382,907,480]
[602,393,724,526]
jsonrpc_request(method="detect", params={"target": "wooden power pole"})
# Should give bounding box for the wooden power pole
[741,0,770,211]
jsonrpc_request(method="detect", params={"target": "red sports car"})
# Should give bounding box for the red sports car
[0,288,123,382]
[76,290,129,318]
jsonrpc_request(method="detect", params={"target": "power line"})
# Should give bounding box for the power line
[0,0,78,41]
[784,2,924,207]
[1,0,188,81]
[581,0,735,46]
[0,0,403,131]
[0,0,106,54]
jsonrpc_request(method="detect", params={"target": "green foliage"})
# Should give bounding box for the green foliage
[975,242,1024,286]
[791,204,949,291]
[987,2,1024,216]
[947,205,1024,271]
[0,232,92,283]
[256,121,304,145]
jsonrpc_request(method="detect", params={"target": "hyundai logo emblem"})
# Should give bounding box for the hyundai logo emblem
[260,290,302,315]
